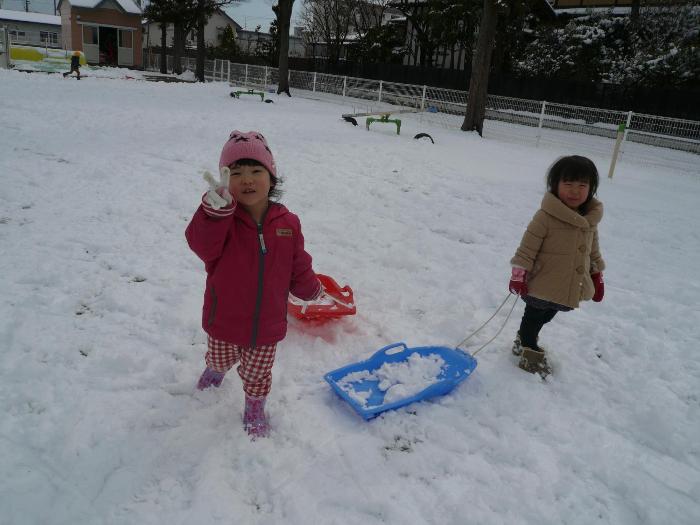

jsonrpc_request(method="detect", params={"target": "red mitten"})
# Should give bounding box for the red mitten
[591,272,604,302]
[509,267,528,296]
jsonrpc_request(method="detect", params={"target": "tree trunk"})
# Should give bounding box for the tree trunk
[631,0,640,22]
[461,0,498,136]
[274,0,294,96]
[173,23,184,75]
[195,10,205,82]
[160,23,167,74]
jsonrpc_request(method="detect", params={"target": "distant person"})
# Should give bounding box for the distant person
[185,131,324,439]
[508,155,605,377]
[63,50,81,79]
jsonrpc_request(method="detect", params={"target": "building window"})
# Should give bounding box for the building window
[82,26,98,45]
[40,31,58,45]
[119,29,132,48]
[9,30,27,43]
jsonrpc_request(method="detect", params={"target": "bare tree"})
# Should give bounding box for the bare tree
[353,0,391,40]
[273,0,295,95]
[394,0,479,69]
[461,0,498,135]
[192,0,240,81]
[300,0,356,65]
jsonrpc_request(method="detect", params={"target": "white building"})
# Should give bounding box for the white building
[143,9,306,58]
[0,8,62,48]
[143,8,240,50]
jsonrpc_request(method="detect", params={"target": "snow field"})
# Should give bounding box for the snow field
[1,69,699,525]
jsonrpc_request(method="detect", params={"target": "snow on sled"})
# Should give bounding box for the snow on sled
[324,342,477,420]
[288,274,356,321]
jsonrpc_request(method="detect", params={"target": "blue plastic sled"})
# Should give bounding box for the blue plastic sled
[324,342,477,420]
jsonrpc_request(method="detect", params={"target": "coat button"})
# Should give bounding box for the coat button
[576,266,584,274]
[579,245,586,252]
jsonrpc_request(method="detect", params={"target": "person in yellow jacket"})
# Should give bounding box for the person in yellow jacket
[508,155,605,377]
[63,50,82,79]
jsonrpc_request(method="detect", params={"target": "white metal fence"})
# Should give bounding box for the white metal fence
[144,55,700,155]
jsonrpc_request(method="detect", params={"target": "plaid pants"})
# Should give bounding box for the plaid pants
[205,336,277,397]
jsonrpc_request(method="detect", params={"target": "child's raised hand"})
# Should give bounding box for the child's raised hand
[203,167,234,210]
[509,267,528,296]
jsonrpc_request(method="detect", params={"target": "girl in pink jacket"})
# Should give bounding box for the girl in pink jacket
[186,131,321,439]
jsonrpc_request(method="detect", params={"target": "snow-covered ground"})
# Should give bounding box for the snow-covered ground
[1,69,699,525]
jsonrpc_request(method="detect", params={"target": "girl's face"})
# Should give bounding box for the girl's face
[228,163,271,218]
[557,179,590,210]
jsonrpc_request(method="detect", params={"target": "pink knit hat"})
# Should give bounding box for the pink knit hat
[218,130,277,177]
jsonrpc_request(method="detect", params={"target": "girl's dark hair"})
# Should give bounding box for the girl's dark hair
[546,155,599,209]
[232,158,283,201]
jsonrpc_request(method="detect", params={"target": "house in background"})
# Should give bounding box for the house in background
[0,9,62,48]
[57,0,142,67]
[143,9,306,59]
[237,26,305,57]
[143,8,241,51]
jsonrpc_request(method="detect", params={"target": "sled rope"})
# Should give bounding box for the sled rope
[456,294,518,356]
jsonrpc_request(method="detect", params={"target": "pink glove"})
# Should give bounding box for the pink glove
[591,272,604,302]
[509,267,528,296]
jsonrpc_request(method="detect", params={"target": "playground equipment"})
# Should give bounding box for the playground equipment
[230,88,265,101]
[342,108,434,143]
[288,274,356,321]
[366,114,402,135]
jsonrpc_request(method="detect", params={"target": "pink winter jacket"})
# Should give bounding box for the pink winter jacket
[186,202,321,346]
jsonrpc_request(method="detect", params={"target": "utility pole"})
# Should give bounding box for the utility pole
[25,0,30,13]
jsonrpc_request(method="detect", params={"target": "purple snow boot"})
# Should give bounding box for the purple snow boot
[197,367,225,390]
[243,395,270,439]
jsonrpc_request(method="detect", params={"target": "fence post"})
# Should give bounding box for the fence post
[342,76,347,97]
[536,100,547,147]
[620,110,633,155]
[420,85,426,110]
[378,80,383,103]
[313,71,317,93]
[245,63,248,86]
[227,60,231,83]
[608,123,626,179]
[264,66,269,91]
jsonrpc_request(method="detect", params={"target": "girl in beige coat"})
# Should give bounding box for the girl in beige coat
[508,156,605,376]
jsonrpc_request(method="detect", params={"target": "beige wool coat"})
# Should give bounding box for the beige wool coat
[511,192,605,309]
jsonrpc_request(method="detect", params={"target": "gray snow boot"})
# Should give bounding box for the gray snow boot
[512,332,539,356]
[512,333,523,356]
[518,346,552,377]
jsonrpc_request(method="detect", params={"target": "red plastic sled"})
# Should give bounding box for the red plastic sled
[288,274,356,321]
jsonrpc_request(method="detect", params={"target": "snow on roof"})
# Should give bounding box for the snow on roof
[64,0,142,15]
[0,9,62,25]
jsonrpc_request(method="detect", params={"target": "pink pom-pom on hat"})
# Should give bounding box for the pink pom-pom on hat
[219,130,277,177]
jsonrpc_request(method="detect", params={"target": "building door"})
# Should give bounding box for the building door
[99,26,118,65]
[82,25,99,63]
[117,29,133,67]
